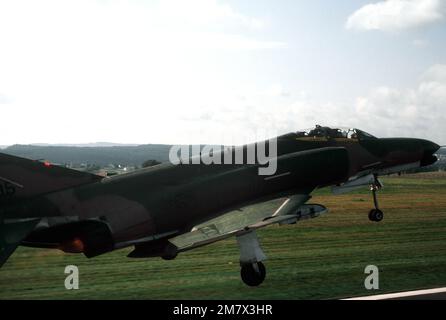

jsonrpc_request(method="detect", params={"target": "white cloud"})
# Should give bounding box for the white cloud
[412,38,429,47]
[346,0,445,32]
[352,64,446,142]
[157,0,266,30]
[0,0,285,145]
[189,64,446,145]
[421,64,446,82]
[1,1,443,146]
[0,94,13,104]
[263,84,291,97]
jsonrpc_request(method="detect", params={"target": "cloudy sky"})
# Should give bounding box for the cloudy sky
[0,0,445,145]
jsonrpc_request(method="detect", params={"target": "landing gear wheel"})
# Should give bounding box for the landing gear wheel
[161,254,177,260]
[368,209,384,222]
[240,262,266,287]
[161,243,178,260]
[368,175,384,222]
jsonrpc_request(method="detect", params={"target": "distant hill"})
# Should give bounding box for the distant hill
[28,142,140,147]
[2,144,445,171]
[2,144,174,166]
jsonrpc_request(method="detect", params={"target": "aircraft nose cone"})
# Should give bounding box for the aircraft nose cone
[419,139,440,167]
[421,140,440,155]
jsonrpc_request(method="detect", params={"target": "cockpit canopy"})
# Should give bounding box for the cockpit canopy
[295,125,377,141]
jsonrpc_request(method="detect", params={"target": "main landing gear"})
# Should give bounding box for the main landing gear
[236,231,267,286]
[369,175,384,222]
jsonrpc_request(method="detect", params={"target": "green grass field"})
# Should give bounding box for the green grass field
[1,173,446,300]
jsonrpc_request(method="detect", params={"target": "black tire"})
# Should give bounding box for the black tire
[240,262,266,287]
[374,209,384,222]
[368,209,376,221]
[369,209,384,222]
[161,252,177,260]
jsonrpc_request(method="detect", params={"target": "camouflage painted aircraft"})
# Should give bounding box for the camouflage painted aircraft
[0,126,440,286]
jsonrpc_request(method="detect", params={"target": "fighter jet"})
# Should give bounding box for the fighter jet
[0,126,440,286]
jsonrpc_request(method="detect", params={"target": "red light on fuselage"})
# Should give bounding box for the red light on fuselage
[43,161,51,167]
[59,238,85,253]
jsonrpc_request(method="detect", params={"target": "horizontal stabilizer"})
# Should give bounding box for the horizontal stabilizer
[0,218,40,267]
[0,152,102,204]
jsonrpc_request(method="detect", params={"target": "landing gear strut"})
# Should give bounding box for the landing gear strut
[369,174,384,222]
[236,231,267,286]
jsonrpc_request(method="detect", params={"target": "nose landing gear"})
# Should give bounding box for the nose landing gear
[369,175,384,222]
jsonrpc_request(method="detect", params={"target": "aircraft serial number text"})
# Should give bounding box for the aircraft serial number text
[0,181,15,197]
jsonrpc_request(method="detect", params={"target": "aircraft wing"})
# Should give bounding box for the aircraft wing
[0,218,41,267]
[169,194,327,252]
